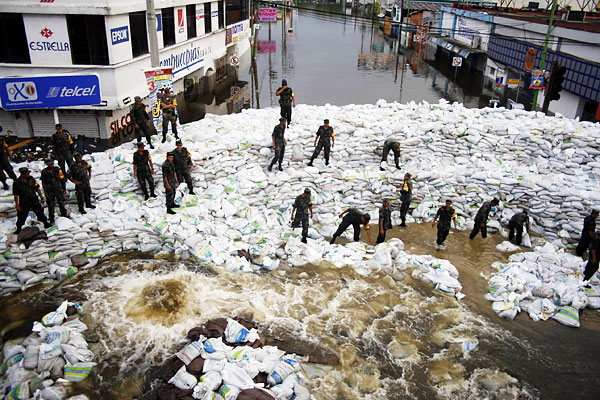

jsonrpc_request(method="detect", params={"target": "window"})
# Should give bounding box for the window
[66,15,109,65]
[187,4,197,39]
[205,2,212,34]
[226,0,249,26]
[0,13,30,64]
[162,7,175,46]
[218,1,225,30]
[129,11,149,58]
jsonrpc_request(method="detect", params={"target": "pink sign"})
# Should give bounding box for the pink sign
[259,8,277,22]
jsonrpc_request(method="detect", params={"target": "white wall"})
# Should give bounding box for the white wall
[539,90,586,119]
[196,3,206,36]
[211,1,219,31]
[105,14,133,65]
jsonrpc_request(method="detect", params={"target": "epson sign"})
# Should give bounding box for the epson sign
[111,26,129,45]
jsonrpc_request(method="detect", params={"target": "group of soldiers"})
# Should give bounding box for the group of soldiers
[10,124,96,234]
[5,87,182,233]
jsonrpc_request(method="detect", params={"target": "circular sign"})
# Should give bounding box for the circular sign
[230,56,240,66]
[524,48,536,72]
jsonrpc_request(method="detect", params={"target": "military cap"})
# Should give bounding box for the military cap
[55,123,62,129]
[175,140,183,146]
[137,142,145,148]
[45,158,54,165]
[73,152,82,158]
[134,96,142,102]
[19,167,30,174]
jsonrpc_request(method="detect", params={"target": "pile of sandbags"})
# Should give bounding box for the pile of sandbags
[1,99,599,298]
[159,318,310,400]
[0,300,95,399]
[484,242,600,326]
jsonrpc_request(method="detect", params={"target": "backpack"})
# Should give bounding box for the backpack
[279,87,292,105]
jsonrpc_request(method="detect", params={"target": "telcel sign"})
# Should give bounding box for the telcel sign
[0,75,101,110]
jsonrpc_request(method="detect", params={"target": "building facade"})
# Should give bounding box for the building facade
[0,0,251,145]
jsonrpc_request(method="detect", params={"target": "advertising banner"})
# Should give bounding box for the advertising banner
[0,75,101,110]
[529,70,546,90]
[23,14,72,65]
[259,8,277,22]
[144,68,174,129]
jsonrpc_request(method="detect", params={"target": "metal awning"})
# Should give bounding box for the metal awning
[428,35,486,59]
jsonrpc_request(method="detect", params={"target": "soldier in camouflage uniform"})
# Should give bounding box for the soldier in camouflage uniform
[307,119,335,166]
[291,188,314,243]
[67,153,95,214]
[133,142,156,200]
[0,134,16,190]
[160,88,178,143]
[41,159,68,224]
[380,138,402,171]
[173,139,195,195]
[130,96,155,149]
[268,118,287,172]
[13,167,51,233]
[52,124,74,176]
[162,152,178,215]
[276,79,296,125]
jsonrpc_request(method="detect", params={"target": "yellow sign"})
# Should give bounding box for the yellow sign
[507,79,520,88]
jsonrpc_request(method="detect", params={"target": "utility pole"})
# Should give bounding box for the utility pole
[146,0,160,67]
[530,0,557,112]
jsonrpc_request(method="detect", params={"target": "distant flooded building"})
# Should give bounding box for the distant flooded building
[0,0,251,146]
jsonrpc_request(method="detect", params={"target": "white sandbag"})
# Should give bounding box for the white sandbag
[168,365,198,390]
[221,362,255,390]
[176,341,204,365]
[552,305,580,328]
[224,319,260,344]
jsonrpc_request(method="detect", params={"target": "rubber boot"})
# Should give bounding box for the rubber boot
[278,164,283,171]
[301,237,307,244]
[2,181,8,190]
[330,236,337,245]
[162,133,167,143]
[150,190,157,198]
[167,208,176,215]
[268,163,273,172]
[143,191,149,201]
[307,159,314,167]
[79,207,87,215]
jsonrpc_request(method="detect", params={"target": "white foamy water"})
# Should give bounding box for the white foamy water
[77,259,535,399]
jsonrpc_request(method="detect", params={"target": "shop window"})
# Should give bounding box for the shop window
[219,1,225,29]
[187,5,197,39]
[67,15,109,65]
[226,0,249,26]
[129,11,149,58]
[205,2,212,34]
[0,13,30,64]
[162,7,175,46]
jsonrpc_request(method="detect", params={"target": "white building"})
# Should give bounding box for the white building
[0,0,251,146]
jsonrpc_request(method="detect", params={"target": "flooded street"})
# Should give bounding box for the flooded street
[2,222,599,399]
[1,4,598,400]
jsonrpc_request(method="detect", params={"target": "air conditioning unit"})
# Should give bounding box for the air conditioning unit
[472,35,481,49]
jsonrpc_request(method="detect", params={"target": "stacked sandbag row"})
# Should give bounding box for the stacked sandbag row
[484,242,600,327]
[1,99,599,298]
[0,301,94,399]
[159,318,310,400]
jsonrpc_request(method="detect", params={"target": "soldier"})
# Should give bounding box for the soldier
[160,88,178,143]
[51,124,74,176]
[469,198,500,239]
[291,188,313,243]
[162,152,178,215]
[508,210,530,245]
[0,133,16,190]
[576,210,598,257]
[380,138,401,171]
[330,208,373,245]
[583,232,600,287]
[376,199,392,244]
[396,172,412,227]
[13,167,51,233]
[40,159,68,224]
[268,118,287,172]
[132,142,156,200]
[275,79,296,125]
[307,119,335,166]
[130,96,155,149]
[173,139,195,195]
[67,153,95,214]
[432,199,457,249]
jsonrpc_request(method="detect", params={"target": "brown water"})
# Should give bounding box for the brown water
[2,224,599,399]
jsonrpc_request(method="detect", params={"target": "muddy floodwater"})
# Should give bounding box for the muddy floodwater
[2,222,599,399]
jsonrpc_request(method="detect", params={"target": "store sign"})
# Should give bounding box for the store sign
[23,14,72,65]
[110,26,129,45]
[507,78,520,89]
[524,48,536,72]
[159,43,211,78]
[259,8,277,22]
[0,75,101,110]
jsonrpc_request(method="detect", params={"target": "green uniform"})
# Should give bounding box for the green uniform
[51,132,74,174]
[130,103,153,145]
[13,176,49,231]
[173,147,193,193]
[161,96,178,141]
[133,150,155,198]
[162,160,177,210]
[68,161,93,211]
[41,166,67,223]
[291,194,312,242]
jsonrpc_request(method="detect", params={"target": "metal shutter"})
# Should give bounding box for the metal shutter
[0,111,18,136]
